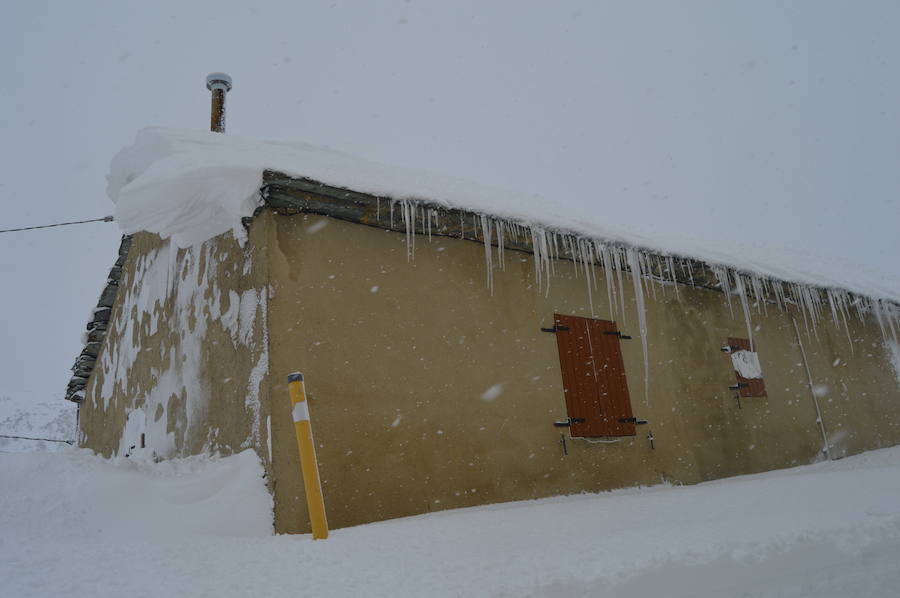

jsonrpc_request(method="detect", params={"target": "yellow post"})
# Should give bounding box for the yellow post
[287,372,329,539]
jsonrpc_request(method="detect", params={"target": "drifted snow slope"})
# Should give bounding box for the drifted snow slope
[2,447,900,597]
[0,393,75,452]
[109,127,900,302]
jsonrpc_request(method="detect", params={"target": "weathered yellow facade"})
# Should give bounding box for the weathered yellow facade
[79,209,900,534]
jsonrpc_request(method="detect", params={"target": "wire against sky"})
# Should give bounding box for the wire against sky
[0,215,114,234]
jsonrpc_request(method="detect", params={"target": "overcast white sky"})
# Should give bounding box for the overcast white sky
[1,1,899,406]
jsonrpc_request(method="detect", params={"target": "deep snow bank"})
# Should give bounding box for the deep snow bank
[108,127,900,302]
[0,449,272,540]
[2,446,900,597]
[0,392,75,452]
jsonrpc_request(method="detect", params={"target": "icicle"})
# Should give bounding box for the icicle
[800,286,820,339]
[529,226,553,297]
[583,240,599,293]
[887,301,900,344]
[653,255,666,298]
[645,253,658,301]
[827,289,855,352]
[666,256,680,301]
[577,239,596,317]
[852,295,867,324]
[530,227,544,293]
[626,248,651,407]
[712,266,734,317]
[826,289,840,328]
[872,298,888,341]
[734,274,754,351]
[773,281,786,312]
[750,275,766,315]
[615,248,628,325]
[870,298,898,344]
[495,220,505,270]
[480,215,493,294]
[583,249,595,316]
[566,236,578,279]
[596,243,617,320]
[399,200,415,261]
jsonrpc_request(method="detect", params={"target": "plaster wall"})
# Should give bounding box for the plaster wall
[265,213,900,533]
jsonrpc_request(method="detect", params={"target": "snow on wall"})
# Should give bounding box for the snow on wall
[90,234,268,460]
[888,341,900,388]
[731,350,764,380]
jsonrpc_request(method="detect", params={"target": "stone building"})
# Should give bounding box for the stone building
[68,128,900,533]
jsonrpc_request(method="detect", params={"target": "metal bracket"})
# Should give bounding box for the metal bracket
[603,331,633,339]
[553,417,585,427]
[541,325,571,333]
[618,417,648,425]
[729,383,749,390]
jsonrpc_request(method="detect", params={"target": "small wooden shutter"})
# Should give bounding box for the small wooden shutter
[554,314,635,437]
[728,337,767,398]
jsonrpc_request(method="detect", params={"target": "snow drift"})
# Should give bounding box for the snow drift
[2,446,900,597]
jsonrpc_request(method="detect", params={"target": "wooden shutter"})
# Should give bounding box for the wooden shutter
[554,314,636,437]
[728,337,767,398]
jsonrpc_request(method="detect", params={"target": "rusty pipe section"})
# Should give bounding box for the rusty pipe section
[206,72,232,133]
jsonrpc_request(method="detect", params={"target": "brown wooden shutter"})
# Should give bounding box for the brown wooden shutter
[728,337,767,398]
[554,314,636,437]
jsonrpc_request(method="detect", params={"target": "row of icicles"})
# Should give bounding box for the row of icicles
[383,198,900,408]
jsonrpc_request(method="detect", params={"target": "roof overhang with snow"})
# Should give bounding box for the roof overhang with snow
[108,128,900,304]
[67,127,900,403]
[261,169,726,293]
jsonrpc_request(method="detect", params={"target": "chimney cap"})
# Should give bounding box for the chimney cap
[206,72,232,92]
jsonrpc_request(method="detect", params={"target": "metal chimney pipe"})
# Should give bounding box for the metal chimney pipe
[206,72,232,133]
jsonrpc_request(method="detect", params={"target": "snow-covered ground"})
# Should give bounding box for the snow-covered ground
[0,393,76,453]
[2,444,899,597]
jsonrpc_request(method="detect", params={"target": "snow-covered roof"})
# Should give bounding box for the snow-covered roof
[109,127,899,303]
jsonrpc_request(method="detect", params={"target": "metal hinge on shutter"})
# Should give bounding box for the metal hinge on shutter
[553,417,585,427]
[603,331,632,339]
[541,325,570,333]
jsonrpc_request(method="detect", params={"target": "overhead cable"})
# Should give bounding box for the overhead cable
[0,215,114,234]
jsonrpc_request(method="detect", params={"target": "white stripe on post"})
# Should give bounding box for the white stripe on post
[292,401,310,422]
